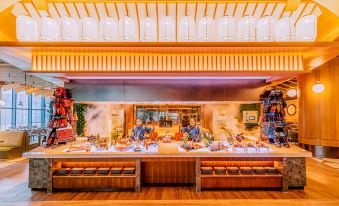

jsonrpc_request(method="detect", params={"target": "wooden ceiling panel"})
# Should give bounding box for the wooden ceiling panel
[272,3,285,19]
[116,3,127,18]
[253,3,266,18]
[11,3,29,17]
[48,3,59,18]
[75,3,88,18]
[95,3,107,19]
[65,3,79,19]
[291,3,306,24]
[85,3,98,19]
[106,3,118,19]
[225,3,236,16]
[206,3,216,18]
[263,3,276,16]
[244,3,257,16]
[24,3,40,18]
[196,3,205,20]
[54,3,68,17]
[214,3,225,20]
[233,3,245,18]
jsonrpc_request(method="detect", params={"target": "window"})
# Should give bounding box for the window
[1,89,13,130]
[32,94,42,127]
[16,91,29,128]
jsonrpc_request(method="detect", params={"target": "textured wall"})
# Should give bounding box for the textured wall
[67,79,267,103]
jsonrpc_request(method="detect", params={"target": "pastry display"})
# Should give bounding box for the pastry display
[114,137,134,151]
[97,168,110,176]
[181,141,204,151]
[252,167,266,175]
[162,131,172,143]
[70,168,84,176]
[123,167,136,175]
[55,168,71,176]
[214,167,226,175]
[265,167,280,175]
[95,135,109,150]
[209,142,227,151]
[240,167,254,175]
[201,167,213,175]
[83,168,97,176]
[235,133,245,142]
[227,167,240,175]
[110,167,123,175]
[65,143,91,152]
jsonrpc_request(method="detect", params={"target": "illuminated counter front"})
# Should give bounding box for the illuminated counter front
[23,142,311,193]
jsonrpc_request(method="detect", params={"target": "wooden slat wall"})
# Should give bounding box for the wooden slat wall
[32,54,304,72]
[141,158,195,184]
[299,57,339,147]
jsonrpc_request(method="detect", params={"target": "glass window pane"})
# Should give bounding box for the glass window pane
[1,89,13,108]
[32,94,42,109]
[1,108,12,130]
[32,110,42,127]
[16,91,28,109]
[16,109,28,127]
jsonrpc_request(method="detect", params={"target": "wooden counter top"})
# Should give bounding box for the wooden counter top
[23,142,312,159]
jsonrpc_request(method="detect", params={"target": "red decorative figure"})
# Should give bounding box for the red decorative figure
[46,87,73,146]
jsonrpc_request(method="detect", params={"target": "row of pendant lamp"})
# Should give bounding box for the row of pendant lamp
[16,14,317,42]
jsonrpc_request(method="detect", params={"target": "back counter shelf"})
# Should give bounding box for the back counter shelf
[23,142,311,193]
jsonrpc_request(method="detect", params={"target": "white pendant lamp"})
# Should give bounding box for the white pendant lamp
[216,16,236,41]
[275,17,295,42]
[140,17,157,42]
[16,15,39,42]
[60,16,79,41]
[256,16,276,42]
[80,17,98,41]
[237,16,256,41]
[159,16,175,42]
[178,16,195,42]
[312,81,325,93]
[287,88,297,97]
[99,17,118,41]
[296,15,317,42]
[119,16,138,42]
[197,16,215,42]
[40,16,59,41]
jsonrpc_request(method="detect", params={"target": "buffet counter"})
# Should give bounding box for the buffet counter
[23,142,311,193]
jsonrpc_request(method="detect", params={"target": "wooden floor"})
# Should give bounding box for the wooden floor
[0,158,338,206]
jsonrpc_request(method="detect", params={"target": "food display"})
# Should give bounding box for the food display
[214,167,226,175]
[240,167,254,175]
[201,167,213,175]
[180,141,204,151]
[114,137,134,151]
[252,167,266,175]
[55,168,71,176]
[97,168,110,176]
[123,167,136,175]
[110,168,123,175]
[83,168,97,176]
[209,142,228,151]
[162,131,172,143]
[227,167,240,175]
[70,168,84,176]
[65,142,91,152]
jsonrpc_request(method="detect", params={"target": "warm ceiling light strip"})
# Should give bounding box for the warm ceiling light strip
[32,53,304,72]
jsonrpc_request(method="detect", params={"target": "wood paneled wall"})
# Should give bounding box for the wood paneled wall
[298,57,339,147]
[32,53,304,72]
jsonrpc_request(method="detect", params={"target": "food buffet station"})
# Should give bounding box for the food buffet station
[24,86,311,193]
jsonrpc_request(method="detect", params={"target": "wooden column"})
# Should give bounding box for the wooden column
[195,157,201,192]
[135,158,141,192]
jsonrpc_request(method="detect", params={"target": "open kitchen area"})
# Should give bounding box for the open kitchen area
[0,0,339,205]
